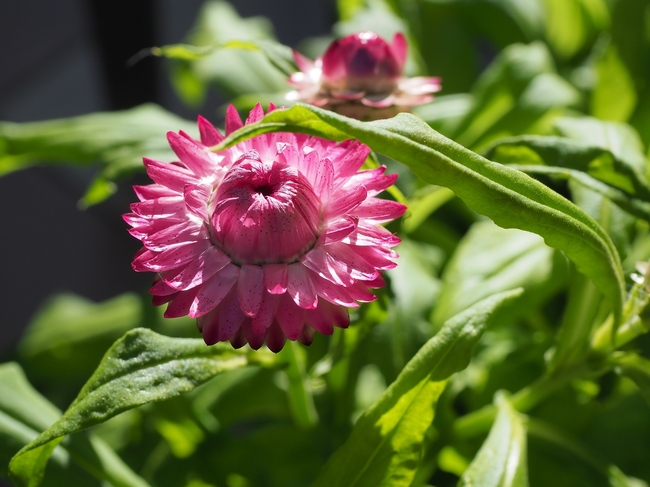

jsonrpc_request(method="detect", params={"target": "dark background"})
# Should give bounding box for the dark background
[0,0,335,360]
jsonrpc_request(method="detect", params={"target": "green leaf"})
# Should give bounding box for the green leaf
[154,38,297,77]
[592,42,638,123]
[213,103,625,324]
[615,353,650,408]
[9,329,255,486]
[485,134,650,202]
[0,363,150,487]
[18,293,142,381]
[311,289,523,487]
[170,0,288,103]
[433,220,567,327]
[459,392,529,487]
[554,117,647,176]
[0,104,195,203]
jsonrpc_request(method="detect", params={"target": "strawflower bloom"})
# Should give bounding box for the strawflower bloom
[286,31,442,119]
[125,103,406,352]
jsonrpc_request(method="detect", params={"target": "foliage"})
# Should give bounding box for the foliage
[3,0,650,486]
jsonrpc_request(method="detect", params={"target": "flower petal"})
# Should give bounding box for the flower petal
[275,296,305,340]
[190,264,239,317]
[264,264,288,294]
[251,292,281,334]
[167,131,212,177]
[287,263,318,309]
[164,246,230,291]
[198,115,224,146]
[225,104,244,135]
[238,264,265,316]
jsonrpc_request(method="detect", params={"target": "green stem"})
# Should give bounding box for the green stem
[282,341,319,429]
[452,363,590,439]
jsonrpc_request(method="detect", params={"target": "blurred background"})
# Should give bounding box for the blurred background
[0,0,336,359]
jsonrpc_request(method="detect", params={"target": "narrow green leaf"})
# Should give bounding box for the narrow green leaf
[9,329,255,486]
[433,220,567,327]
[459,392,528,487]
[615,353,650,408]
[0,363,149,487]
[153,39,297,76]
[0,104,196,204]
[214,103,625,324]
[486,134,650,201]
[311,289,523,487]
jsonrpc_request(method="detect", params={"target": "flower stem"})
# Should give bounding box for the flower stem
[452,363,590,439]
[282,341,319,429]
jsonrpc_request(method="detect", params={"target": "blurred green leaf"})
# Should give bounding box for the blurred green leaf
[154,39,297,77]
[543,0,609,60]
[170,0,288,105]
[450,42,579,150]
[9,329,257,486]
[459,392,528,487]
[0,363,149,487]
[0,104,195,204]
[554,116,647,176]
[216,103,625,325]
[311,289,522,487]
[592,42,637,123]
[433,220,567,327]
[18,294,142,381]
[615,353,650,408]
[486,133,650,201]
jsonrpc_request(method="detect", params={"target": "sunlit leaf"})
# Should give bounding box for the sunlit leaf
[311,289,522,487]
[0,363,149,487]
[9,329,259,486]
[459,392,528,487]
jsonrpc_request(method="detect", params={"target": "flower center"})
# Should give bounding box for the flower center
[211,154,322,266]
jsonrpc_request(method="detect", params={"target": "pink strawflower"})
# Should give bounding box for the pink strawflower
[124,103,406,352]
[286,32,442,119]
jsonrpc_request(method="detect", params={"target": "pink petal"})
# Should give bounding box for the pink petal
[242,319,268,350]
[301,246,355,286]
[150,275,179,296]
[143,158,197,192]
[318,216,358,245]
[293,49,315,73]
[310,271,358,307]
[183,183,211,221]
[199,287,246,344]
[297,326,315,345]
[251,292,281,334]
[324,185,367,220]
[133,183,177,201]
[345,166,397,196]
[390,32,407,69]
[225,105,244,135]
[353,198,407,222]
[141,220,204,251]
[130,196,185,219]
[344,221,401,247]
[287,263,318,309]
[264,264,288,294]
[246,103,265,125]
[133,240,209,272]
[335,141,370,178]
[275,296,305,340]
[167,131,212,177]
[238,264,265,316]
[163,246,230,291]
[350,244,398,270]
[198,115,224,146]
[265,321,287,353]
[312,157,334,202]
[189,264,239,317]
[346,280,378,302]
[323,243,379,281]
[164,288,198,318]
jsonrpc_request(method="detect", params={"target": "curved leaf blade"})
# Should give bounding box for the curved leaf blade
[311,289,523,487]
[214,103,625,323]
[459,392,528,487]
[9,329,255,487]
[0,363,149,487]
